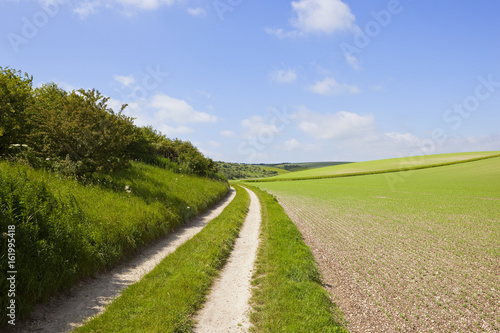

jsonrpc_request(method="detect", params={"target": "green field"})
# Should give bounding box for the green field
[250,151,500,182]
[250,156,500,332]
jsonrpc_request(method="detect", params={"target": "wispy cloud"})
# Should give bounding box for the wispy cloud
[241,115,283,139]
[267,0,358,38]
[307,77,360,95]
[270,68,297,84]
[279,138,318,152]
[73,0,177,18]
[220,130,236,138]
[344,53,361,70]
[187,7,206,17]
[293,108,375,140]
[114,74,135,86]
[149,94,217,124]
[73,1,101,19]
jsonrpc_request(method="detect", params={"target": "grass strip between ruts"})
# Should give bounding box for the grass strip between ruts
[246,185,348,332]
[75,185,250,333]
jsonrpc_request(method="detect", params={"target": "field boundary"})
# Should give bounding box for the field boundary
[246,185,348,332]
[246,153,500,183]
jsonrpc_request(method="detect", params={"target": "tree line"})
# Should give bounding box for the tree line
[0,67,218,178]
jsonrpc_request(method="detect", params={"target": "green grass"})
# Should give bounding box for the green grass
[251,156,500,331]
[247,185,348,332]
[75,185,250,333]
[269,161,351,172]
[216,162,290,180]
[0,161,228,325]
[248,151,500,182]
[258,165,291,175]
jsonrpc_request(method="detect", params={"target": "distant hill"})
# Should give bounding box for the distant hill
[217,161,352,180]
[216,162,291,180]
[265,161,352,172]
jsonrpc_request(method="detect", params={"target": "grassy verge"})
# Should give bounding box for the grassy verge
[75,185,250,333]
[0,161,228,325]
[246,185,348,332]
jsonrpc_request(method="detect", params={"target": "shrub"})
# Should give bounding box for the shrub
[27,85,136,176]
[0,67,33,155]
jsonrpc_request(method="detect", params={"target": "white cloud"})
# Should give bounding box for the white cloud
[307,77,360,95]
[241,115,283,139]
[270,68,297,84]
[264,27,297,39]
[73,1,102,18]
[199,90,212,99]
[282,138,301,150]
[110,94,216,139]
[220,130,236,138]
[279,138,318,152]
[267,0,357,38]
[114,0,175,10]
[345,53,361,70]
[383,132,430,148]
[114,74,135,86]
[209,140,221,147]
[187,7,206,17]
[293,108,376,141]
[73,0,177,18]
[109,98,148,125]
[149,94,217,124]
[291,0,357,34]
[39,0,67,6]
[160,125,194,136]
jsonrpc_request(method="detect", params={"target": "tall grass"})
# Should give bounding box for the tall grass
[0,161,228,325]
[75,185,250,333]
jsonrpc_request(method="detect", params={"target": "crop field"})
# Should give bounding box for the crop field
[254,151,500,181]
[252,157,500,332]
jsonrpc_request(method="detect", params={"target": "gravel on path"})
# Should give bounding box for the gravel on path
[194,187,261,333]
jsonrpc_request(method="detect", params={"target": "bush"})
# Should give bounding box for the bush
[128,126,217,176]
[0,67,33,155]
[0,68,219,178]
[27,85,136,176]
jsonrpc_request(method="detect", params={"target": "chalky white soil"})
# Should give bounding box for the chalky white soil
[194,187,261,333]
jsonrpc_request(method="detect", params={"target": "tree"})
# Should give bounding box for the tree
[28,85,136,176]
[0,67,33,155]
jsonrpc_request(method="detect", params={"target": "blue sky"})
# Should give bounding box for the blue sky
[2,0,500,163]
